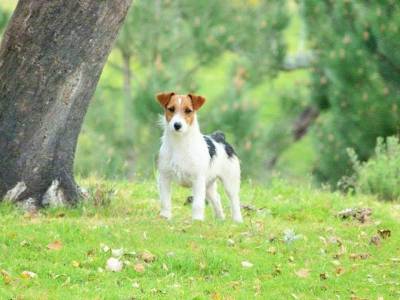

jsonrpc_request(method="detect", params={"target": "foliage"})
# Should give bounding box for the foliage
[1,179,399,298]
[77,0,289,178]
[346,136,400,201]
[302,0,400,185]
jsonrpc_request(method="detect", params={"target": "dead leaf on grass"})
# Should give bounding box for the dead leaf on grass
[1,270,12,284]
[272,264,281,277]
[370,235,381,246]
[21,271,37,279]
[377,229,391,239]
[335,267,345,276]
[211,292,222,300]
[349,253,370,260]
[162,263,169,271]
[241,204,256,211]
[71,260,80,268]
[47,240,63,251]
[295,268,310,278]
[141,251,156,263]
[320,272,328,280]
[134,263,145,273]
[336,207,372,223]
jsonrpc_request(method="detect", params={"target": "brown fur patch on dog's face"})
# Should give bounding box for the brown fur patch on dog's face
[156,93,206,125]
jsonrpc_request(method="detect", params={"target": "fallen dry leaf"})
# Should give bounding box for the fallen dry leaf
[21,271,37,279]
[370,235,381,246]
[20,240,29,247]
[1,270,12,284]
[320,272,328,280]
[211,292,222,300]
[106,257,123,272]
[241,261,253,268]
[162,263,169,271]
[241,204,256,212]
[335,267,345,276]
[141,251,156,263]
[333,244,347,259]
[47,240,63,251]
[71,260,80,268]
[378,229,391,239]
[272,265,281,277]
[268,233,277,242]
[134,263,145,273]
[349,253,370,260]
[295,268,310,278]
[336,207,372,223]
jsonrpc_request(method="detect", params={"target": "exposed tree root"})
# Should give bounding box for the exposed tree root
[2,179,88,211]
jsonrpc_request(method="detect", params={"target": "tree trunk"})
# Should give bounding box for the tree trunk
[0,0,131,208]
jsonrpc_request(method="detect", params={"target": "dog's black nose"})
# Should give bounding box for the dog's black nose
[174,122,182,131]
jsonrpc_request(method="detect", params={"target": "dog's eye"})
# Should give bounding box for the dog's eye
[185,108,193,114]
[168,107,175,113]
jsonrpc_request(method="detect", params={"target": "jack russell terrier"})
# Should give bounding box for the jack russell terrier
[156,92,243,222]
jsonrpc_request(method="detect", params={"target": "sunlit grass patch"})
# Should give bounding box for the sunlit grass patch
[1,179,399,299]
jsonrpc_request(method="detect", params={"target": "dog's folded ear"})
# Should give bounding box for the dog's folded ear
[188,93,206,111]
[156,92,175,108]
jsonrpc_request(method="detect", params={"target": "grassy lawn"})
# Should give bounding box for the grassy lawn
[1,179,399,299]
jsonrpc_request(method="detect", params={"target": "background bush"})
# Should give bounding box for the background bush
[347,136,400,201]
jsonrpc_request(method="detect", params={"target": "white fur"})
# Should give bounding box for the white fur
[157,114,243,222]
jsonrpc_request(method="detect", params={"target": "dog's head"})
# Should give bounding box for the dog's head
[156,92,206,134]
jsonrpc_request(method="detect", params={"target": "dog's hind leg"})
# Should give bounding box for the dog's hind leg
[221,163,243,223]
[192,176,206,221]
[206,181,225,220]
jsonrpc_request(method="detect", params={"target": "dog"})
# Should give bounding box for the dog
[156,92,243,222]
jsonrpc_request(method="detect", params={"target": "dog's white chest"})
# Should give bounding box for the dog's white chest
[159,137,208,186]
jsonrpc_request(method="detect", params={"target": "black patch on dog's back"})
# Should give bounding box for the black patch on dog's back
[203,135,216,159]
[210,131,236,158]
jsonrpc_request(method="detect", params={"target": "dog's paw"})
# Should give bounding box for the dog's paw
[233,215,243,223]
[192,213,204,222]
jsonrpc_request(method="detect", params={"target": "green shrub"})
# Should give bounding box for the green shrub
[303,1,400,185]
[346,136,400,201]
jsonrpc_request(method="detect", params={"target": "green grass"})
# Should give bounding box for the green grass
[1,179,399,299]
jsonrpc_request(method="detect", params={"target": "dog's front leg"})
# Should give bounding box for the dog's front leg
[192,176,206,221]
[158,172,172,219]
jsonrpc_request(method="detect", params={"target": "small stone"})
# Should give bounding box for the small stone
[106,257,123,272]
[241,261,253,268]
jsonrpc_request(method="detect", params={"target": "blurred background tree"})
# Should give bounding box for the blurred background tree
[302,0,400,186]
[75,0,289,179]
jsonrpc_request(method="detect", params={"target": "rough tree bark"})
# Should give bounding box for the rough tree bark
[0,0,131,208]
